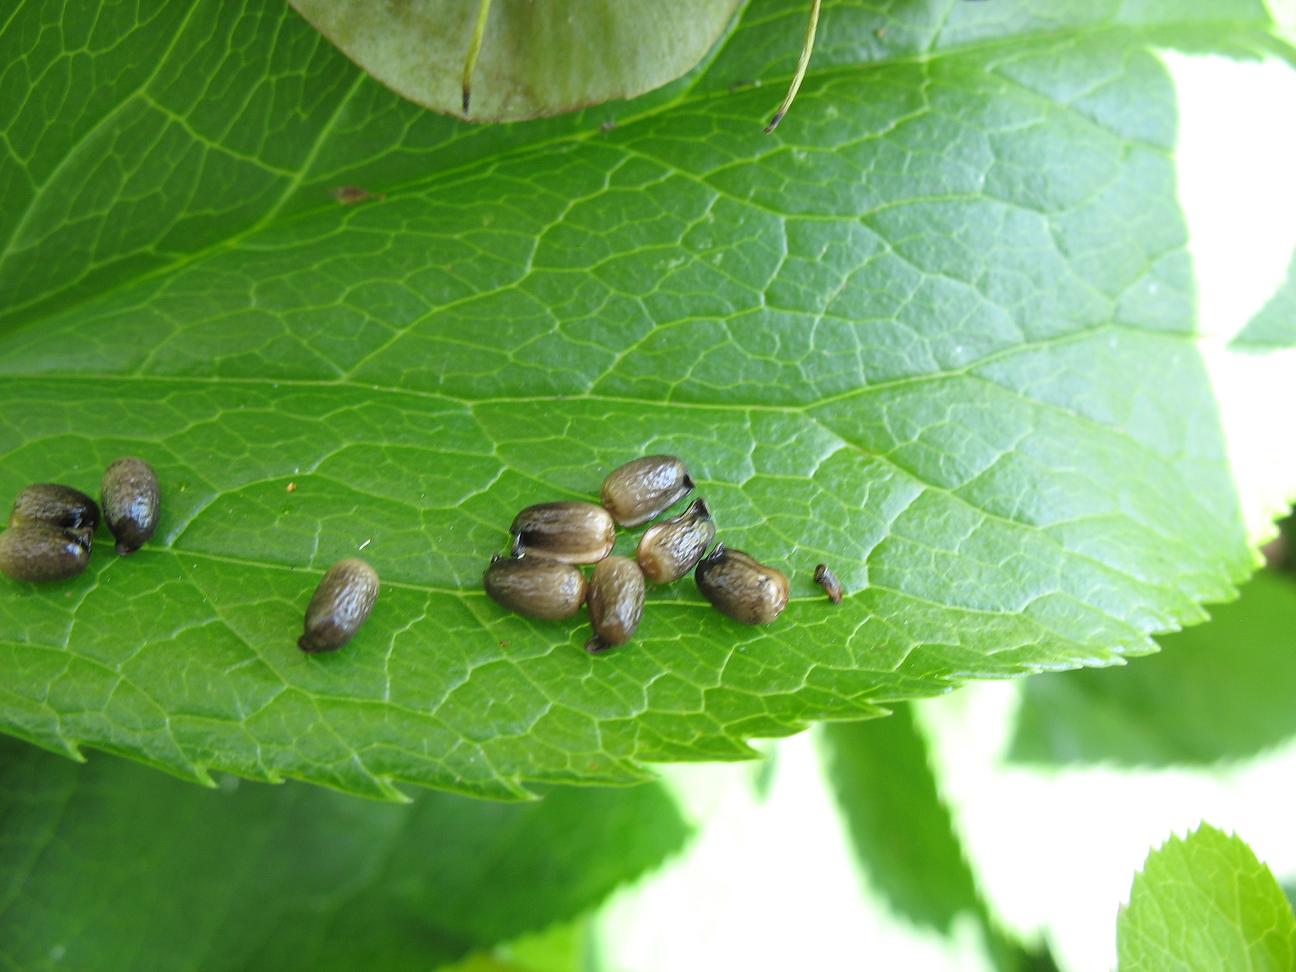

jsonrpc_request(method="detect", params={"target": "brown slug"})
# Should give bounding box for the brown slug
[9,483,100,535]
[299,558,380,653]
[695,543,789,625]
[585,556,645,654]
[636,498,716,584]
[509,501,615,564]
[483,554,587,620]
[0,524,92,582]
[600,455,694,527]
[101,457,159,555]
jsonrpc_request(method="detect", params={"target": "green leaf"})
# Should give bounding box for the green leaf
[289,0,745,122]
[2,0,1295,798]
[1234,250,1296,349]
[1009,572,1296,766]
[822,712,1052,972]
[1117,823,1296,971]
[822,711,983,934]
[438,921,590,972]
[0,737,689,972]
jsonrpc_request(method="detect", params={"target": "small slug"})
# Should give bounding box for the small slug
[101,457,160,555]
[510,501,615,564]
[695,543,789,625]
[483,554,587,620]
[586,555,645,653]
[0,525,92,582]
[636,498,716,584]
[813,563,843,604]
[9,483,100,549]
[600,455,694,528]
[299,558,380,654]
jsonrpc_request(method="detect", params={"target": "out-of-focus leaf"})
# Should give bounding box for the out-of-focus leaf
[1009,573,1296,766]
[289,0,744,121]
[822,712,1055,972]
[1117,824,1296,971]
[823,711,982,933]
[0,738,689,972]
[1233,250,1296,349]
[436,921,588,972]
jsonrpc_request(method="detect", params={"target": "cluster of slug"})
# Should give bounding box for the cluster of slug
[2,454,839,661]
[0,458,160,582]
[0,456,381,660]
[483,455,802,654]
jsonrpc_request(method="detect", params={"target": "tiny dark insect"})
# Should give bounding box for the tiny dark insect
[813,563,843,604]
[510,501,616,564]
[0,524,92,583]
[483,554,587,620]
[299,558,380,653]
[9,483,100,551]
[695,543,790,625]
[601,455,694,528]
[586,556,645,654]
[331,185,385,205]
[101,457,160,555]
[636,498,716,584]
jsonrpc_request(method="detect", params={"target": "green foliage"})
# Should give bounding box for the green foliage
[0,736,687,972]
[1,0,1293,801]
[1010,571,1296,765]
[1118,824,1296,971]
[823,711,983,934]
[1236,250,1296,349]
[823,711,1051,971]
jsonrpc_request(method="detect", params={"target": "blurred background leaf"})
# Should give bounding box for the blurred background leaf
[289,0,745,122]
[0,738,689,972]
[1233,250,1296,349]
[1009,570,1296,767]
[823,709,1056,971]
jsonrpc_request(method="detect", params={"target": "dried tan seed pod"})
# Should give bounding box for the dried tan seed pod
[0,525,92,582]
[510,501,615,564]
[600,455,694,527]
[636,498,716,584]
[9,483,101,540]
[483,555,587,620]
[299,558,380,653]
[813,563,843,604]
[586,556,645,653]
[695,543,789,625]
[101,457,160,555]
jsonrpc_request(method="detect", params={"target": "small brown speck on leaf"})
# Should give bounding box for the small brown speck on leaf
[332,185,386,205]
[286,482,297,493]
